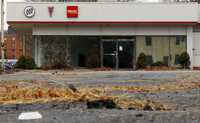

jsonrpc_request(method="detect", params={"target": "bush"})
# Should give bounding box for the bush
[179,52,190,69]
[15,56,36,69]
[151,61,165,67]
[136,53,146,70]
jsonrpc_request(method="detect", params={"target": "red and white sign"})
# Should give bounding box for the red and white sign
[67,6,78,18]
[48,6,54,17]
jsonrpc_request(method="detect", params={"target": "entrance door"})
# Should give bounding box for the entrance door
[102,38,134,69]
[103,41,117,68]
[118,41,133,68]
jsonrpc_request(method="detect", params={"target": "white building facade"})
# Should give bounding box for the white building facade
[6,1,200,69]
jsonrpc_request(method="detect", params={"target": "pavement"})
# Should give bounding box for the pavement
[0,69,200,122]
[0,110,200,123]
[0,69,190,83]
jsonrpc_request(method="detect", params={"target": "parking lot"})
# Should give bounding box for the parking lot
[0,70,200,122]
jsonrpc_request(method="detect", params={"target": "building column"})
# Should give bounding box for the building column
[34,36,42,67]
[100,38,103,68]
[187,26,193,69]
[34,36,38,66]
[38,36,42,67]
[22,33,26,56]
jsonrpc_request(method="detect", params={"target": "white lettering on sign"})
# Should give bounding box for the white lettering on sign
[24,6,35,18]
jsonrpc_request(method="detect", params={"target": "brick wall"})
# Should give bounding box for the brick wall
[0,33,23,59]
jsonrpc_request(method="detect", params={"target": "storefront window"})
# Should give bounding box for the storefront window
[145,36,152,46]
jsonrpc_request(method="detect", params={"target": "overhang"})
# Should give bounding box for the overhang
[7,2,199,26]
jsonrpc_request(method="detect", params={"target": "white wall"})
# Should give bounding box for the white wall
[193,32,200,67]
[33,24,188,35]
[7,2,198,23]
[187,26,193,68]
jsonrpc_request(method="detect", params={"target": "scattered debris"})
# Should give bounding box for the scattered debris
[143,104,154,111]
[2,80,199,111]
[18,112,42,120]
[0,81,172,111]
[87,99,117,109]
[110,82,200,93]
[135,114,143,117]
[68,84,78,92]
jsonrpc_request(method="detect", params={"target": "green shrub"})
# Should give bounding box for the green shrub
[179,52,190,69]
[15,56,36,69]
[151,61,165,67]
[136,53,146,70]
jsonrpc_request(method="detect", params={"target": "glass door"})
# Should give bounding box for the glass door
[102,37,135,69]
[103,41,117,68]
[118,41,133,68]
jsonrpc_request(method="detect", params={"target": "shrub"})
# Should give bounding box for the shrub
[136,53,146,70]
[179,52,190,69]
[15,56,36,69]
[151,61,165,67]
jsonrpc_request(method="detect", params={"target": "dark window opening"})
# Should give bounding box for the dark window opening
[145,36,152,46]
[176,36,181,45]
[176,36,185,45]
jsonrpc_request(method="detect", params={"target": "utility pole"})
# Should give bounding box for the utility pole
[1,0,4,70]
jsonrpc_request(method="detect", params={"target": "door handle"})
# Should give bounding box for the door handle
[114,51,118,56]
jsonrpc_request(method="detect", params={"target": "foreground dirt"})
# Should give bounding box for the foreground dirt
[0,70,200,123]
[0,70,200,112]
[0,80,171,111]
[0,79,200,111]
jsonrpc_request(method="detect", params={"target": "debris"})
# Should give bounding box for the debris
[0,81,174,111]
[135,114,143,117]
[143,104,154,111]
[110,82,200,93]
[87,99,117,109]
[18,112,42,120]
[68,84,78,92]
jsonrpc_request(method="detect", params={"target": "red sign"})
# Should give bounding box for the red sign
[48,6,54,17]
[67,6,78,18]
